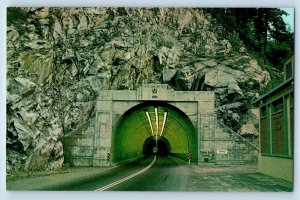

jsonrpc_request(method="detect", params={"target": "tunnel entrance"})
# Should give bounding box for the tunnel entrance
[63,84,219,167]
[111,101,197,164]
[143,136,171,156]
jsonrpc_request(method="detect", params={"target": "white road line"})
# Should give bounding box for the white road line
[94,156,157,191]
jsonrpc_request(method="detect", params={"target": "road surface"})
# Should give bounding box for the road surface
[35,156,292,191]
[38,156,189,191]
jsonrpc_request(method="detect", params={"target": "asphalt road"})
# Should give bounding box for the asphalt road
[38,156,188,191]
[104,156,189,191]
[35,156,292,191]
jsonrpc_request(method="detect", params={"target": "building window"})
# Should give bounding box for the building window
[260,106,268,154]
[271,98,286,155]
[272,98,283,113]
[284,58,294,80]
[261,106,267,118]
[260,118,268,154]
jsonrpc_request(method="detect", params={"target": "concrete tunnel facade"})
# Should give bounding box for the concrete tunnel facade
[62,84,217,166]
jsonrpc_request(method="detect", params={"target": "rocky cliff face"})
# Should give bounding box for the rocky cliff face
[7,7,270,173]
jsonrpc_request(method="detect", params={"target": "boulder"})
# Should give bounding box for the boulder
[218,102,243,111]
[13,119,36,151]
[77,14,88,30]
[48,123,63,140]
[7,26,19,42]
[238,123,259,136]
[157,46,181,67]
[100,46,115,64]
[228,82,243,96]
[7,93,21,104]
[48,141,64,170]
[18,109,39,124]
[204,69,236,88]
[14,77,36,90]
[24,138,65,172]
[25,139,53,171]
[20,52,54,84]
[53,16,63,40]
[194,62,207,72]
[163,68,177,82]
[203,60,218,67]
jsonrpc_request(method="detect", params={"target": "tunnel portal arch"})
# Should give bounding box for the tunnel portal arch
[91,84,216,166]
[111,102,198,164]
[62,84,258,167]
[62,84,220,167]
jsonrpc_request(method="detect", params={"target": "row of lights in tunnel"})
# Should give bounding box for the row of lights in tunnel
[145,108,168,146]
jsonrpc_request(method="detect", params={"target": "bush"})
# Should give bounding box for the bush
[7,7,28,26]
[228,33,241,49]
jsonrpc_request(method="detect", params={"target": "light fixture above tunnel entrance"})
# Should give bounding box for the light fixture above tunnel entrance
[145,109,168,138]
[145,111,154,136]
[160,111,167,137]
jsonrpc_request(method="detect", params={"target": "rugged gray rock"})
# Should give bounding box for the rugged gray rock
[7,7,271,173]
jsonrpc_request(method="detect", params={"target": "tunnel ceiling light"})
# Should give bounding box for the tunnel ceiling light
[155,107,159,136]
[160,111,167,137]
[145,111,154,136]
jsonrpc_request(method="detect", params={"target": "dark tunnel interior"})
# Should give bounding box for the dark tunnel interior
[143,136,171,156]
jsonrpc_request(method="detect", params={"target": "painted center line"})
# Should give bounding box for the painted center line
[94,156,157,191]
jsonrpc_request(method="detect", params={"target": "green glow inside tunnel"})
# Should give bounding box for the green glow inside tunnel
[111,102,197,164]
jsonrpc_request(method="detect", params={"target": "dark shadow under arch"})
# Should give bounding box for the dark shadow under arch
[143,136,171,156]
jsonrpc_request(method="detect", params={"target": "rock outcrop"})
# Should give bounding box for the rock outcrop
[6,7,271,172]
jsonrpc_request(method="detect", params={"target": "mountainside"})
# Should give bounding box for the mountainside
[7,7,272,172]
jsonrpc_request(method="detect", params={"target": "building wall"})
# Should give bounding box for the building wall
[258,82,293,182]
[63,119,95,166]
[258,155,293,182]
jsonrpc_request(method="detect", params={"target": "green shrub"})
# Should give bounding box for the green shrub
[7,7,28,26]
[228,33,241,49]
